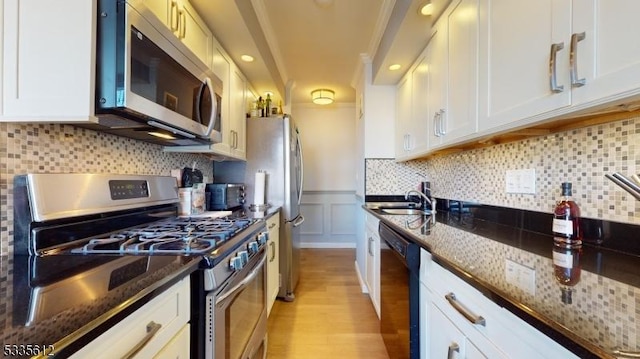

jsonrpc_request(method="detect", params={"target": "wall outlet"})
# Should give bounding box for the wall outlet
[505,169,536,194]
[505,259,536,295]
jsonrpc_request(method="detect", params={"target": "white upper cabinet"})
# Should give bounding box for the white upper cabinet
[140,0,212,67]
[570,1,640,107]
[1,0,97,122]
[478,0,571,133]
[478,0,640,134]
[395,51,432,160]
[395,75,413,159]
[229,69,248,160]
[429,0,479,150]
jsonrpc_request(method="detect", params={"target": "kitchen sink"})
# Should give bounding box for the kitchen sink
[380,208,432,215]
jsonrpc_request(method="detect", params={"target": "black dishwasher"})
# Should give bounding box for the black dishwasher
[379,222,420,359]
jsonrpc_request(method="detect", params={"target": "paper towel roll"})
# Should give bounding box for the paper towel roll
[254,171,266,205]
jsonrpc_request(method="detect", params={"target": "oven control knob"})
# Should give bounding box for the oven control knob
[238,250,249,265]
[248,241,259,254]
[258,232,268,246]
[230,256,243,271]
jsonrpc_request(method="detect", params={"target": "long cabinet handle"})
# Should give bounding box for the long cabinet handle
[613,349,640,358]
[549,42,565,93]
[438,109,446,135]
[570,32,586,88]
[269,241,276,262]
[122,321,163,359]
[180,10,186,39]
[447,342,460,359]
[445,292,486,326]
[170,1,179,32]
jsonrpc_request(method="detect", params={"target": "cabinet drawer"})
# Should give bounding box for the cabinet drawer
[421,249,578,359]
[70,277,190,359]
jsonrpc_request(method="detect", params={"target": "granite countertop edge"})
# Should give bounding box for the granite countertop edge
[364,206,613,359]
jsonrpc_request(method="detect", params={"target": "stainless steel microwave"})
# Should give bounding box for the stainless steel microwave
[88,0,223,146]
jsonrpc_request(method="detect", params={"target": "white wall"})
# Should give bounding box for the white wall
[291,103,357,191]
[291,103,358,248]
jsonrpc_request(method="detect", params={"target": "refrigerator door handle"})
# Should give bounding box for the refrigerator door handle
[296,132,304,205]
[287,214,305,227]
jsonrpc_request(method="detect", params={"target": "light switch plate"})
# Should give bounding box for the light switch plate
[505,259,536,295]
[505,169,536,194]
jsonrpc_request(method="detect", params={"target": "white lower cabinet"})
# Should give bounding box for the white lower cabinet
[266,211,281,316]
[420,249,579,359]
[70,277,190,359]
[364,211,381,318]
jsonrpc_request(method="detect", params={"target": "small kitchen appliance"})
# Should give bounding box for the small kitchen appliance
[206,183,246,210]
[13,173,268,358]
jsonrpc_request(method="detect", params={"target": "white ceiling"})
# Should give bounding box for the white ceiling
[190,0,448,106]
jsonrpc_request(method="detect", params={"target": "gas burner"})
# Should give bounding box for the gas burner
[69,216,258,255]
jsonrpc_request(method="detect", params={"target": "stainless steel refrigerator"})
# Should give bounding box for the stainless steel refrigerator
[214,114,304,301]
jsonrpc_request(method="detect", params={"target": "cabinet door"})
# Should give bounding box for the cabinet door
[478,0,571,132]
[230,69,247,159]
[1,0,96,121]
[176,0,212,66]
[409,54,431,155]
[427,18,448,149]
[364,217,380,318]
[267,212,280,316]
[571,1,640,106]
[443,0,478,145]
[395,75,412,159]
[210,46,233,155]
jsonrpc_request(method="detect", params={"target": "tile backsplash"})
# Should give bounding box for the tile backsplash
[366,116,640,226]
[0,123,213,255]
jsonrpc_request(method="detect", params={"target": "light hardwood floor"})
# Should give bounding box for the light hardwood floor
[267,248,390,359]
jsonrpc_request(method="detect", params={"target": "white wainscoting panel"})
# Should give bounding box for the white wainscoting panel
[299,191,357,248]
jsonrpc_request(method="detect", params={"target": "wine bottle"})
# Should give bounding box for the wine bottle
[552,243,581,304]
[552,182,582,245]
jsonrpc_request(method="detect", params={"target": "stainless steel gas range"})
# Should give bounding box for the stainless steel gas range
[13,173,268,359]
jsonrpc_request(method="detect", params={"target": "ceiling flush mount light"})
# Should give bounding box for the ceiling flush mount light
[419,1,433,16]
[241,54,254,62]
[389,64,402,71]
[311,89,335,105]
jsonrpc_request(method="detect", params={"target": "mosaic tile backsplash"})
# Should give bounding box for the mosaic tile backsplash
[0,123,213,255]
[366,116,640,226]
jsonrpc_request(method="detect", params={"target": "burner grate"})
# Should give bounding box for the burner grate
[70,216,257,255]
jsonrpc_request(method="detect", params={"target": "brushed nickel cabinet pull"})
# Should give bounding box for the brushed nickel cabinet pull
[445,292,486,326]
[549,42,565,93]
[123,321,162,359]
[613,349,640,358]
[570,32,586,87]
[447,342,460,359]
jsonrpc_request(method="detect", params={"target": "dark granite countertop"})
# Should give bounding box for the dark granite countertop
[0,254,200,358]
[0,208,279,358]
[365,205,640,359]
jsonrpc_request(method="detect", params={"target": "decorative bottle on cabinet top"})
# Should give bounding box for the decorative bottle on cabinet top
[552,182,582,246]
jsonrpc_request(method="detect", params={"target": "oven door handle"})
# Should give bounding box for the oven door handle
[216,251,267,305]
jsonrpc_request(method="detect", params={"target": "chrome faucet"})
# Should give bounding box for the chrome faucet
[405,189,436,213]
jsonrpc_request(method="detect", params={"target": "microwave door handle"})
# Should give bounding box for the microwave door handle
[202,77,217,137]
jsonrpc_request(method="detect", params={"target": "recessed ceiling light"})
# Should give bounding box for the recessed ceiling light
[241,55,254,62]
[419,1,433,16]
[389,64,401,71]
